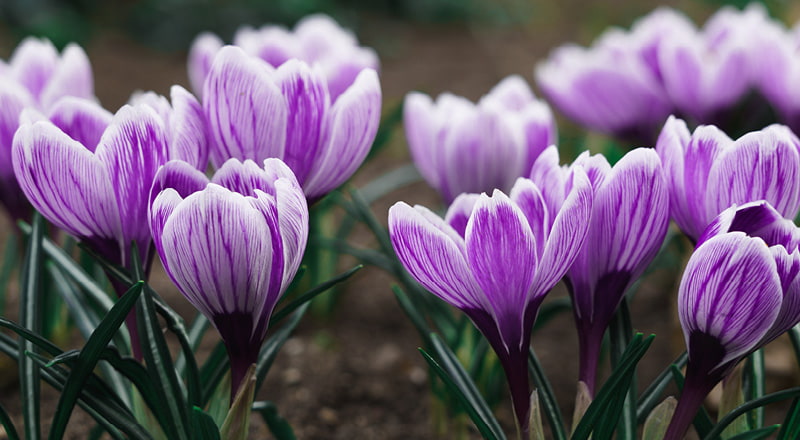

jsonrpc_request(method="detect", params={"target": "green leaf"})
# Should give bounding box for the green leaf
[48,281,143,440]
[704,387,800,440]
[777,397,800,440]
[78,243,133,286]
[0,232,18,317]
[190,407,222,440]
[608,299,636,440]
[255,302,310,392]
[18,213,45,440]
[745,349,765,428]
[270,265,362,324]
[365,100,404,160]
[571,333,654,440]
[642,396,676,440]
[719,364,749,438]
[358,163,422,204]
[725,425,780,440]
[420,333,506,440]
[175,313,209,377]
[0,400,20,440]
[528,348,566,440]
[200,342,230,406]
[392,285,432,346]
[151,295,202,408]
[637,351,688,423]
[253,401,296,440]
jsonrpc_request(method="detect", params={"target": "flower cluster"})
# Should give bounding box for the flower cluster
[536,5,784,142]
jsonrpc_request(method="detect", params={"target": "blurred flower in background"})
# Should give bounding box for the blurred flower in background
[404,75,556,204]
[0,37,94,221]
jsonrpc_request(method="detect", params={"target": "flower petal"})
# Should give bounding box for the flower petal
[679,232,782,368]
[95,104,169,263]
[404,92,440,191]
[760,247,800,345]
[707,125,800,226]
[655,115,695,236]
[167,85,208,171]
[274,59,329,184]
[12,121,121,242]
[149,159,209,207]
[212,158,276,197]
[204,46,287,168]
[273,176,309,289]
[0,83,35,180]
[532,167,593,298]
[700,201,800,250]
[9,37,58,102]
[303,68,381,199]
[39,43,94,109]
[465,190,537,349]
[47,97,112,152]
[509,178,550,258]
[682,124,730,239]
[187,32,223,98]
[389,202,484,310]
[529,145,566,220]
[444,193,480,238]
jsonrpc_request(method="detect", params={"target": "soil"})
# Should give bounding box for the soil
[1,3,800,439]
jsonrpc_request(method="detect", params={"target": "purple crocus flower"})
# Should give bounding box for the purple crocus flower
[149,158,308,396]
[656,115,800,242]
[203,46,381,200]
[389,173,593,435]
[754,16,800,133]
[404,75,556,204]
[188,14,379,102]
[531,146,670,395]
[664,201,800,440]
[0,37,94,220]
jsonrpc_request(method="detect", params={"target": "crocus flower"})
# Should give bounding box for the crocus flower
[0,37,94,220]
[188,14,379,101]
[754,18,800,133]
[530,146,669,394]
[664,201,800,440]
[203,46,381,200]
[656,115,800,242]
[149,158,308,396]
[404,75,556,204]
[389,173,593,435]
[129,85,209,171]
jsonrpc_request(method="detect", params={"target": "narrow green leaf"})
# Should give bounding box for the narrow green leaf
[788,325,800,365]
[0,232,18,317]
[253,401,296,440]
[175,313,209,377]
[528,348,566,440]
[365,100,404,160]
[0,400,20,440]
[720,364,749,438]
[270,265,362,324]
[571,333,654,440]
[704,387,800,440]
[725,425,780,440]
[255,303,310,392]
[190,407,222,440]
[18,213,45,440]
[422,333,506,440]
[777,397,800,440]
[637,351,688,423]
[358,163,422,204]
[78,243,133,286]
[608,299,636,440]
[220,365,256,440]
[745,349,765,428]
[48,281,143,440]
[200,342,230,406]
[151,295,202,408]
[392,285,432,346]
[0,317,63,357]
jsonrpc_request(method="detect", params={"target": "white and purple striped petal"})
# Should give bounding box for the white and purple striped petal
[47,97,112,152]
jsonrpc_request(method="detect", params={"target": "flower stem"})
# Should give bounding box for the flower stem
[663,366,716,440]
[577,327,604,397]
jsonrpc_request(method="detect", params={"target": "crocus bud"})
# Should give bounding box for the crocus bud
[203,46,381,200]
[656,115,800,242]
[665,201,800,440]
[404,75,555,204]
[389,173,593,435]
[149,158,308,396]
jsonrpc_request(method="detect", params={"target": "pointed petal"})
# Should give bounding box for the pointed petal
[655,115,695,237]
[465,190,537,349]
[273,177,309,289]
[760,247,800,345]
[529,145,566,221]
[167,85,208,170]
[149,159,209,207]
[444,193,480,238]
[532,167,593,298]
[707,125,800,226]
[389,202,484,310]
[700,201,800,250]
[679,232,782,368]
[404,92,440,191]
[149,188,184,275]
[0,83,35,180]
[39,43,94,108]
[273,60,329,184]
[302,68,381,198]
[12,121,120,241]
[95,105,169,262]
[47,97,112,152]
[187,33,223,98]
[204,46,287,168]
[485,75,535,111]
[509,178,550,258]
[683,124,730,239]
[212,158,276,196]
[10,37,58,102]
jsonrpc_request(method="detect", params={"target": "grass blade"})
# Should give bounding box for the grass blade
[18,213,45,440]
[704,387,800,440]
[528,348,566,440]
[637,351,688,423]
[271,265,362,324]
[256,303,310,392]
[0,400,20,440]
[253,401,296,440]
